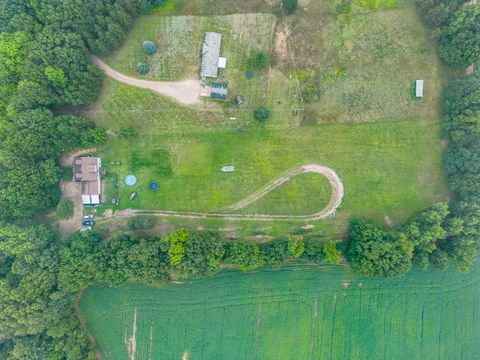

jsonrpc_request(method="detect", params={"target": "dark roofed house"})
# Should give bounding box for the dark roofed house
[200,32,222,78]
[74,157,102,205]
[211,83,228,100]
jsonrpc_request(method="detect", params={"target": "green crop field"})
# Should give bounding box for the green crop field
[80,261,480,360]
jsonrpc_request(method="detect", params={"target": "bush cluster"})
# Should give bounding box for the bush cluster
[417,0,480,67]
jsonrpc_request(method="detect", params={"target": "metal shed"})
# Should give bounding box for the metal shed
[211,83,228,100]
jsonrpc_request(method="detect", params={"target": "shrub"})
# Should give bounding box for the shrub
[322,240,341,264]
[225,241,261,270]
[143,40,157,55]
[251,51,270,69]
[262,241,288,269]
[302,239,325,262]
[287,236,305,258]
[137,62,149,74]
[283,0,298,15]
[56,198,74,220]
[127,216,156,230]
[114,125,138,137]
[254,107,270,122]
[89,128,107,144]
[336,0,352,14]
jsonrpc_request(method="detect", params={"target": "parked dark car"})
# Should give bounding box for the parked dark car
[82,220,95,226]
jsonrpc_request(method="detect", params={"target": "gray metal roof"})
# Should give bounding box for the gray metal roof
[201,32,221,78]
[211,83,228,100]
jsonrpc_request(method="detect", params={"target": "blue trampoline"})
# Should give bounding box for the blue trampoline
[125,175,137,186]
[245,70,254,79]
[149,181,159,192]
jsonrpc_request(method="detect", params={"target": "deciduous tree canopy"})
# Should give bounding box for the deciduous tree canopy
[439,6,480,67]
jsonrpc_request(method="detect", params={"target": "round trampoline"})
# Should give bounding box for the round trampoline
[125,175,137,186]
[149,181,159,192]
[245,70,254,79]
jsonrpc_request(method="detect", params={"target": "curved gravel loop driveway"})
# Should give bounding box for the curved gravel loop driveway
[106,164,344,222]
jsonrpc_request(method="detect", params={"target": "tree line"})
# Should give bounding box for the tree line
[0,225,341,359]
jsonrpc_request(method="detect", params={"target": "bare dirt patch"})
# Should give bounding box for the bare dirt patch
[274,26,290,65]
[125,307,137,360]
[58,180,82,239]
[60,148,96,167]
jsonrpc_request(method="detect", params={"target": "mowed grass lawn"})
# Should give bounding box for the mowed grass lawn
[79,261,480,360]
[90,79,448,234]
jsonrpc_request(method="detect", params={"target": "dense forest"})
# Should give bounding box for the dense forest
[0,0,479,358]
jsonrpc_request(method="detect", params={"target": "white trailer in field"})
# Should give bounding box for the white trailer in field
[415,80,424,98]
[221,166,235,173]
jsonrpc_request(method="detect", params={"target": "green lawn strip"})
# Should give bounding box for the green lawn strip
[79,261,480,360]
[240,172,332,216]
[92,113,448,229]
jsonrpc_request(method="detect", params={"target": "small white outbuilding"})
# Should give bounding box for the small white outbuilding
[218,57,227,69]
[415,80,424,98]
[221,166,235,173]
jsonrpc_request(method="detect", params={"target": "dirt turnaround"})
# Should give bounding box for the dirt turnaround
[91,56,202,105]
[105,164,344,222]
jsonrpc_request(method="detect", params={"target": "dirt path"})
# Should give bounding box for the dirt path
[58,180,83,238]
[92,56,202,105]
[126,307,137,360]
[59,147,96,167]
[102,164,344,222]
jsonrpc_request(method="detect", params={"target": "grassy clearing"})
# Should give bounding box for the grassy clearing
[154,0,274,16]
[279,3,453,123]
[356,0,404,10]
[105,4,453,123]
[80,261,480,359]
[241,173,332,216]
[89,79,448,238]
[87,2,452,238]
